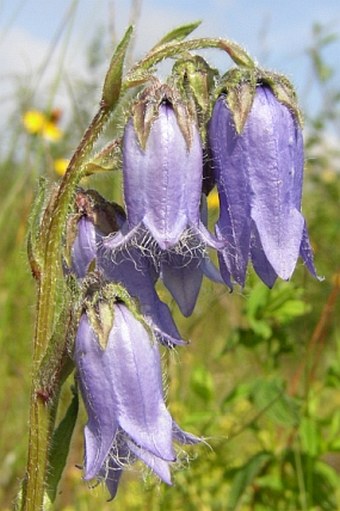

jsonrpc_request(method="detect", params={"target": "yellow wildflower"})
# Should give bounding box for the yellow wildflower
[23,110,45,134]
[54,158,69,176]
[23,109,63,141]
[43,121,62,141]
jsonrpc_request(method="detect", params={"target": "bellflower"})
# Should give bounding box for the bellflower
[209,85,318,286]
[72,211,185,347]
[74,304,200,498]
[104,86,220,255]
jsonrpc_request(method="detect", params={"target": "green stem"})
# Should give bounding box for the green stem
[20,24,134,508]
[124,37,254,88]
[20,105,111,511]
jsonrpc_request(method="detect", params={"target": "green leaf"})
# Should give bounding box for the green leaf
[222,383,252,408]
[251,378,299,427]
[46,390,79,503]
[299,417,321,458]
[102,25,133,107]
[226,452,272,510]
[152,21,201,49]
[190,365,214,402]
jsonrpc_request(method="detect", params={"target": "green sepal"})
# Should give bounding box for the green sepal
[171,55,219,140]
[217,67,302,134]
[86,299,115,350]
[217,68,257,134]
[102,25,133,108]
[83,280,155,350]
[151,21,202,49]
[46,388,79,503]
[132,82,194,150]
[260,70,303,126]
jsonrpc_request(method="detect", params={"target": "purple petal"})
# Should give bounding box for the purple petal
[122,103,204,249]
[127,439,172,485]
[201,257,224,284]
[251,207,304,281]
[172,422,202,445]
[71,217,98,278]
[100,436,132,500]
[209,96,252,285]
[106,304,175,461]
[160,253,203,317]
[300,222,322,279]
[291,131,321,279]
[250,222,278,288]
[216,246,233,289]
[74,315,119,480]
[291,126,304,210]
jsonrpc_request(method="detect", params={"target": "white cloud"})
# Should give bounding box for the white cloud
[0,25,90,123]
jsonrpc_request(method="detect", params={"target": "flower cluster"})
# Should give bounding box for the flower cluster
[70,74,319,499]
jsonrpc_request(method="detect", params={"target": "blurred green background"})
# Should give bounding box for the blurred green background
[0,2,339,510]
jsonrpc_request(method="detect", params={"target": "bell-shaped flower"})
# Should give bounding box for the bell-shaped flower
[71,207,185,347]
[209,85,319,287]
[104,86,220,256]
[74,302,200,499]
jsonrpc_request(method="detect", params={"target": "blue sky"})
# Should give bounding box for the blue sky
[0,0,339,119]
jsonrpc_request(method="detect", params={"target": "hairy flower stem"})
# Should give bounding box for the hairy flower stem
[20,104,115,511]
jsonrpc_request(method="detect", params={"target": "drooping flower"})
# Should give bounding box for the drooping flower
[70,191,185,346]
[209,84,319,287]
[74,301,200,499]
[104,85,220,254]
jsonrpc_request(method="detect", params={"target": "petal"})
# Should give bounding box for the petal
[107,304,175,461]
[71,217,98,278]
[145,299,187,347]
[252,207,304,280]
[161,253,203,317]
[127,439,172,485]
[99,433,133,500]
[216,220,248,287]
[300,222,322,280]
[216,246,233,289]
[250,222,278,288]
[209,99,252,284]
[74,315,119,480]
[201,257,224,284]
[172,422,202,445]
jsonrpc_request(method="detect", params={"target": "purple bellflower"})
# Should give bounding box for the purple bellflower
[104,86,220,255]
[71,212,185,347]
[209,85,319,287]
[74,303,200,499]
